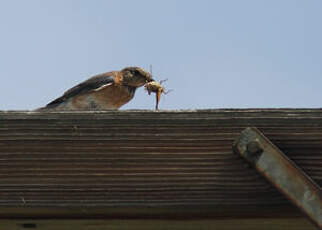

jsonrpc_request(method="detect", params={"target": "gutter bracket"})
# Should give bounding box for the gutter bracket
[233,127,322,229]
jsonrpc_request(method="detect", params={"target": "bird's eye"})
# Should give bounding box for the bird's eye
[131,70,139,75]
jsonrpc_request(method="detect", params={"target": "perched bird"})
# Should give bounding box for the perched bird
[37,67,154,111]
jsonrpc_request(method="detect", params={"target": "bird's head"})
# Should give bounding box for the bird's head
[121,67,154,87]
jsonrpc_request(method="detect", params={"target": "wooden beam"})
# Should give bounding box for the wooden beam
[1,218,317,230]
[0,109,321,228]
[234,127,322,228]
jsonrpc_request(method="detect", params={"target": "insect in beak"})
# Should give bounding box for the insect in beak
[144,79,172,110]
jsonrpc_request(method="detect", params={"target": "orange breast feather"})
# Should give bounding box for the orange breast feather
[71,84,133,110]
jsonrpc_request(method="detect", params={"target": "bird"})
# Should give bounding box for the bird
[37,67,154,111]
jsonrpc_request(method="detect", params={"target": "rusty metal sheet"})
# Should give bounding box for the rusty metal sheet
[234,127,322,229]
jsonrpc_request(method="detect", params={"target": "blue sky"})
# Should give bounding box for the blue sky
[0,0,321,110]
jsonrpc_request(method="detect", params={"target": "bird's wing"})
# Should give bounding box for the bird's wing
[46,72,115,107]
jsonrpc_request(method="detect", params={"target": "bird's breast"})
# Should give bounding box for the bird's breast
[71,85,135,110]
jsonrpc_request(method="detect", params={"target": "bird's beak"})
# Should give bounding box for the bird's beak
[148,78,155,82]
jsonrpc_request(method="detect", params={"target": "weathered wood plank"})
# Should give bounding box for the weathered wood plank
[1,218,317,230]
[0,109,320,226]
